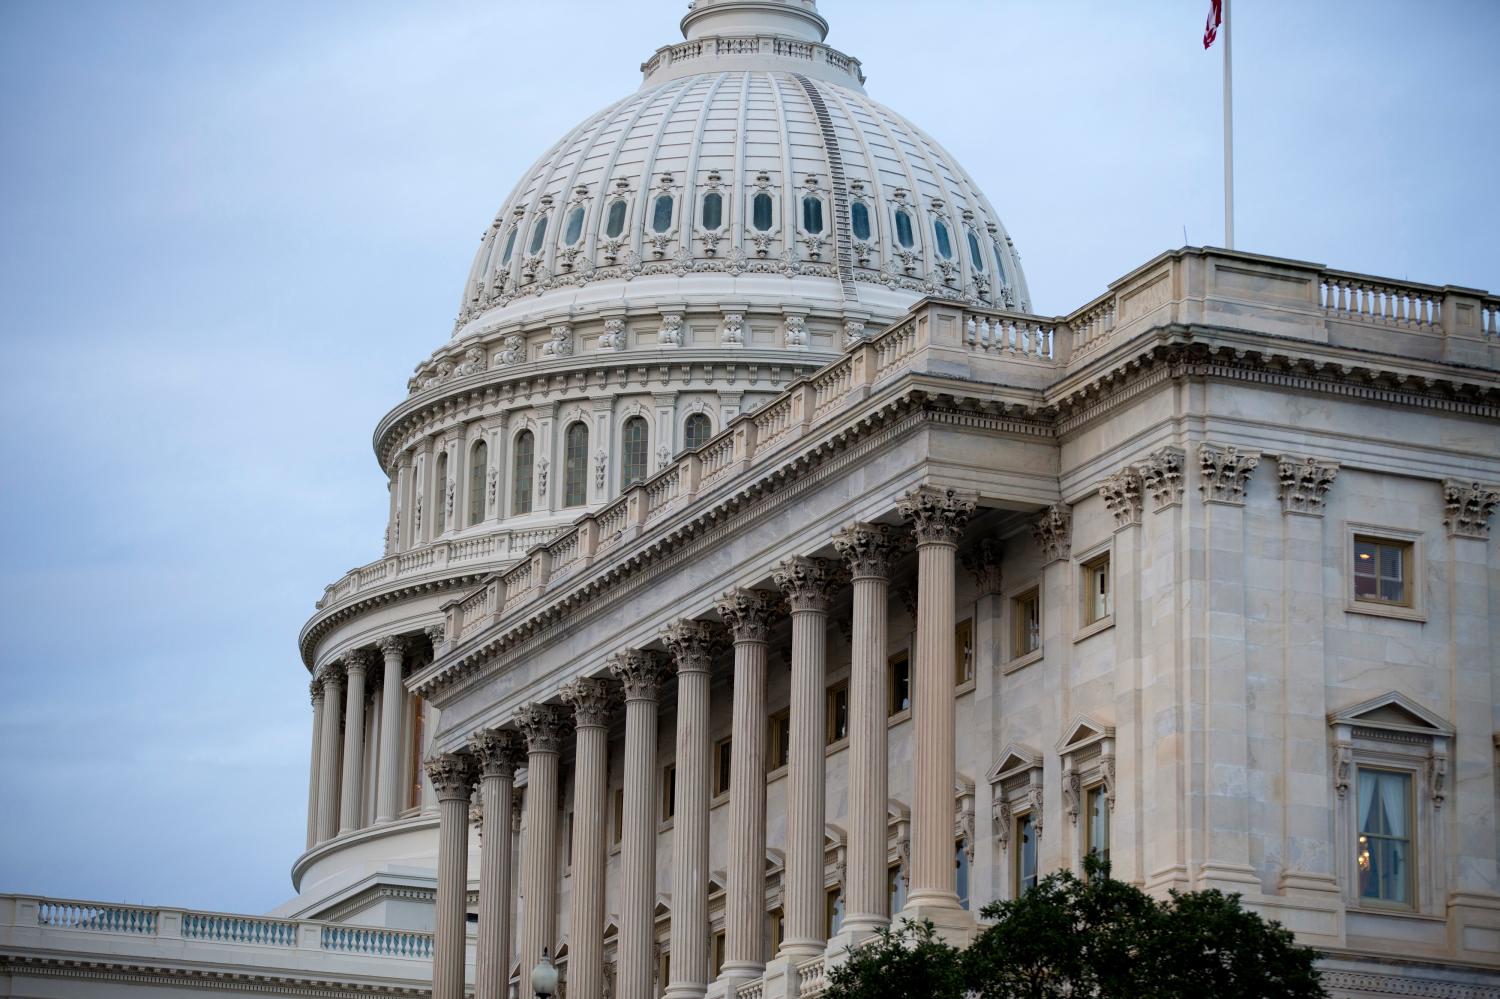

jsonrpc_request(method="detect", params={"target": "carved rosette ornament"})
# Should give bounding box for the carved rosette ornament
[1030,503,1072,565]
[772,555,845,612]
[898,485,977,546]
[1442,480,1500,539]
[515,703,571,755]
[960,537,1004,595]
[832,522,900,581]
[661,619,726,675]
[606,649,669,702]
[560,676,617,729]
[714,587,782,643]
[1277,455,1338,516]
[1198,443,1260,505]
[424,751,477,801]
[1138,446,1185,509]
[468,728,525,780]
[1099,467,1144,529]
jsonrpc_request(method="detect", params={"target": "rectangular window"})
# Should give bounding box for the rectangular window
[1357,768,1413,906]
[825,886,844,938]
[714,737,733,796]
[956,840,970,910]
[612,787,624,845]
[1013,588,1040,657]
[955,618,974,685]
[887,863,906,916]
[826,681,850,744]
[768,709,791,770]
[1085,787,1110,868]
[1353,536,1412,607]
[407,695,426,809]
[768,908,784,953]
[1015,812,1038,896]
[659,949,671,991]
[711,929,727,978]
[662,764,677,822]
[889,651,911,716]
[1082,553,1111,625]
[564,812,574,869]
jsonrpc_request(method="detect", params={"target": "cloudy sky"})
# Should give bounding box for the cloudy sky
[1,0,1495,915]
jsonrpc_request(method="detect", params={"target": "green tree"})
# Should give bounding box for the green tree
[825,919,966,999]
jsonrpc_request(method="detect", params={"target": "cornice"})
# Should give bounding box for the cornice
[298,571,487,671]
[0,953,428,996]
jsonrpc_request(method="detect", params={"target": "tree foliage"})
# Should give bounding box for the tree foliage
[825,919,966,999]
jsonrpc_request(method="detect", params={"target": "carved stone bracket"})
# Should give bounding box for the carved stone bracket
[424,751,477,800]
[560,676,618,729]
[772,555,845,612]
[1198,443,1260,505]
[832,522,900,581]
[661,619,727,674]
[898,485,977,546]
[469,728,526,780]
[715,588,782,643]
[515,702,571,755]
[1277,455,1338,516]
[1331,742,1353,799]
[1138,446,1185,510]
[606,649,670,702]
[1099,467,1144,529]
[960,537,1004,595]
[1030,503,1072,565]
[1443,479,1500,539]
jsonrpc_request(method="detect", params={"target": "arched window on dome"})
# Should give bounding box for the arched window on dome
[528,216,549,255]
[851,201,871,241]
[621,416,649,489]
[933,218,954,260]
[468,439,488,527]
[434,452,449,535]
[701,192,723,231]
[683,412,712,451]
[512,430,535,515]
[802,196,824,235]
[651,195,674,233]
[752,192,774,232]
[992,238,1008,284]
[563,422,589,508]
[563,206,586,246]
[605,199,628,239]
[894,208,915,249]
[500,226,518,267]
[966,230,985,274]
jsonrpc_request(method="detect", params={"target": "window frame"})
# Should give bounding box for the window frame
[1083,784,1111,870]
[751,190,775,233]
[954,617,975,690]
[932,217,954,260]
[661,763,677,824]
[824,885,844,938]
[892,207,915,249]
[1073,541,1114,640]
[603,198,629,239]
[562,204,586,247]
[527,214,549,256]
[510,429,535,516]
[433,451,449,535]
[620,415,650,490]
[850,199,872,242]
[1014,811,1039,896]
[683,411,713,452]
[888,650,911,719]
[1007,584,1042,672]
[1355,765,1415,909]
[562,420,589,508]
[467,439,488,527]
[700,190,724,232]
[826,679,850,746]
[650,193,675,234]
[713,736,733,798]
[800,194,825,235]
[768,708,791,774]
[1345,523,1425,621]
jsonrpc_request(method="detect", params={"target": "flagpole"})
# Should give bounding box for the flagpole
[1222,0,1234,249]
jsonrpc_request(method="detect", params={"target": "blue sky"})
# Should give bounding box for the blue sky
[0,0,1495,915]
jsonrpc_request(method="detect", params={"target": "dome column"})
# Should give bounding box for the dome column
[469,728,525,999]
[516,703,569,981]
[426,752,477,999]
[608,651,669,999]
[560,678,617,999]
[305,678,325,850]
[314,663,345,843]
[374,637,408,823]
[339,649,373,834]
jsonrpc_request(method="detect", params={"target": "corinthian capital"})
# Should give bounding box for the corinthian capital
[714,588,783,643]
[832,522,900,581]
[772,556,845,613]
[1443,480,1500,539]
[468,728,526,779]
[661,619,727,674]
[318,661,346,690]
[515,703,571,754]
[309,676,323,706]
[375,635,408,660]
[424,751,477,800]
[1030,503,1072,565]
[1198,443,1260,505]
[1099,467,1144,529]
[341,648,375,676]
[898,485,977,546]
[607,650,670,702]
[1277,455,1338,516]
[560,676,618,728]
[960,537,1004,595]
[1139,446,1185,510]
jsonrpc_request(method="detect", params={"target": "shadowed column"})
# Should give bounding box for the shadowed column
[517,703,570,981]
[560,677,617,999]
[469,728,524,999]
[426,751,477,999]
[306,677,325,850]
[315,663,345,843]
[339,649,373,834]
[375,636,408,823]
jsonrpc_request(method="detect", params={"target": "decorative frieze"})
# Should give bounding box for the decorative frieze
[515,703,571,754]
[1099,467,1144,529]
[771,555,844,612]
[468,728,525,780]
[1442,479,1500,539]
[1138,446,1185,510]
[897,484,977,546]
[661,619,726,674]
[714,587,782,643]
[832,522,899,581]
[606,649,669,702]
[424,751,477,799]
[1198,443,1260,505]
[1277,455,1338,516]
[1030,503,1072,564]
[560,676,617,729]
[960,537,1004,595]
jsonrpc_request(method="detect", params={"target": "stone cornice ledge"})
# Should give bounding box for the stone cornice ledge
[0,953,429,996]
[290,813,439,891]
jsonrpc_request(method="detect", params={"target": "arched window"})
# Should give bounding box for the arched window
[993,239,1007,284]
[528,216,548,255]
[802,196,824,234]
[966,230,985,273]
[683,412,712,451]
[933,219,954,260]
[499,227,518,267]
[894,209,915,248]
[651,195,674,233]
[563,422,589,507]
[468,440,488,526]
[563,206,585,246]
[701,192,723,230]
[512,430,535,515]
[850,201,871,241]
[434,452,449,535]
[752,192,774,231]
[605,199,628,238]
[621,416,649,489]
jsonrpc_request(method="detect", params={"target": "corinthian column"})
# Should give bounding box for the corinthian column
[315,663,345,843]
[608,650,669,999]
[426,751,477,999]
[832,523,899,941]
[469,728,524,999]
[772,556,844,962]
[714,588,781,989]
[560,677,617,999]
[516,703,569,982]
[897,486,976,930]
[661,620,725,999]
[339,649,373,833]
[375,636,408,823]
[306,677,325,850]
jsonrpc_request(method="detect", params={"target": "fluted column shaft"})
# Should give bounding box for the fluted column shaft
[561,679,615,999]
[663,622,723,999]
[610,652,667,999]
[339,652,371,833]
[471,730,524,999]
[899,487,975,913]
[834,525,898,937]
[315,667,344,843]
[517,704,568,983]
[375,638,407,822]
[306,681,325,850]
[427,753,476,999]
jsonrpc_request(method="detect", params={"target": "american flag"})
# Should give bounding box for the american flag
[1204,0,1223,48]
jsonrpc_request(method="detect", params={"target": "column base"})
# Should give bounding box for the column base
[760,955,797,999]
[664,984,709,999]
[714,964,765,999]
[894,898,976,947]
[1195,862,1261,894]
[824,921,884,965]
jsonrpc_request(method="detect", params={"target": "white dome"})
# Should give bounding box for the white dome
[452,0,1030,339]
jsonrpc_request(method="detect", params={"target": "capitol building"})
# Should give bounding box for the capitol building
[4,1,1500,997]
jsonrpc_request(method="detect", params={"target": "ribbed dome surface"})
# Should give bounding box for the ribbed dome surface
[453,2,1030,337]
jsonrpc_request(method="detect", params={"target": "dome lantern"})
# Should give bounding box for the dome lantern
[680,0,829,44]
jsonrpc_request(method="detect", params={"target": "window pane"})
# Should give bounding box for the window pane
[851,201,871,241]
[684,412,712,451]
[500,227,518,266]
[528,216,548,254]
[934,219,953,259]
[563,206,585,246]
[651,195,674,233]
[605,199,627,238]
[956,841,970,910]
[434,454,448,534]
[802,196,823,234]
[827,685,849,743]
[512,431,534,514]
[701,192,723,230]
[1357,770,1412,904]
[1017,814,1038,893]
[752,192,774,231]
[1087,787,1110,865]
[564,422,588,507]
[621,417,649,488]
[468,441,488,526]
[967,230,985,271]
[894,209,914,248]
[994,239,1007,283]
[889,654,911,715]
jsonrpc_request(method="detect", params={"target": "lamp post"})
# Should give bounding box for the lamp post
[530,947,559,999]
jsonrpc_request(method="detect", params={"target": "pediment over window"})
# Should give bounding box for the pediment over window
[654,899,671,919]
[987,743,1042,786]
[1056,714,1115,755]
[1328,691,1453,737]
